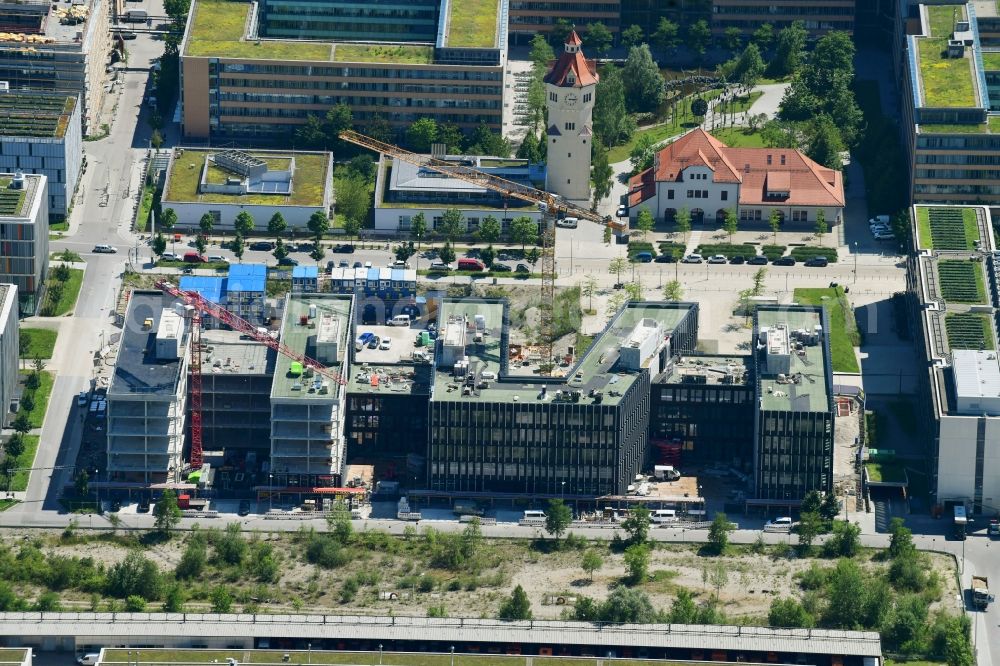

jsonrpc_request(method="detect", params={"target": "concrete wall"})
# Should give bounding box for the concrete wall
[162,201,327,231]
[0,285,18,427]
[937,415,1000,509]
[373,206,542,234]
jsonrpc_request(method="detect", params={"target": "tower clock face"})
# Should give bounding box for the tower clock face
[565,93,578,106]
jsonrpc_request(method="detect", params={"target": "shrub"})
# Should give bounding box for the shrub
[761,245,786,260]
[695,243,756,259]
[790,246,839,263]
[305,534,349,569]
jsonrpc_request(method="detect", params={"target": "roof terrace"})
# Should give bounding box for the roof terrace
[446,0,499,48]
[914,4,980,109]
[272,294,352,400]
[757,307,830,413]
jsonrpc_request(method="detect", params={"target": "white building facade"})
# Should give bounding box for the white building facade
[544,31,597,203]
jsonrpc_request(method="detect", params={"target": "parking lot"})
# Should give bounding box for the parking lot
[353,324,426,364]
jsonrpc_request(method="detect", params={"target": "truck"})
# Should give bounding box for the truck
[972,575,993,610]
[122,9,147,22]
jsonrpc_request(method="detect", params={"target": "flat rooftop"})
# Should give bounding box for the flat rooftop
[0,92,75,138]
[432,300,693,406]
[0,0,99,46]
[272,294,352,399]
[381,160,541,211]
[201,329,276,376]
[0,173,40,219]
[0,649,29,665]
[446,0,500,48]
[163,149,329,207]
[660,354,752,386]
[109,291,187,398]
[914,4,981,109]
[758,308,830,413]
[351,363,433,396]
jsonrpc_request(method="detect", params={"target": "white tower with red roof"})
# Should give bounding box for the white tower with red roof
[544,30,598,202]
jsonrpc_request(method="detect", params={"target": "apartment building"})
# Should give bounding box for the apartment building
[180,0,508,141]
[0,0,111,134]
[508,0,620,43]
[0,172,48,313]
[269,293,353,487]
[711,0,856,36]
[752,305,835,503]
[0,91,81,220]
[107,292,191,484]
[0,283,17,425]
[901,3,1000,205]
[906,204,1000,513]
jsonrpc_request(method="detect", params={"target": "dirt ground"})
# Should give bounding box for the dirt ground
[0,528,961,621]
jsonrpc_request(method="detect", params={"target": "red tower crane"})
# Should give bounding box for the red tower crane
[155,280,346,469]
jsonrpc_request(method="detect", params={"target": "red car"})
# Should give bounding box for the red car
[183,252,207,263]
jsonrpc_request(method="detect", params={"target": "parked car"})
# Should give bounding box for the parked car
[352,261,363,268]
[772,256,796,266]
[707,254,727,264]
[874,231,896,240]
[458,258,486,272]
[555,217,579,229]
[367,335,381,349]
[869,214,890,225]
[516,263,531,273]
[766,516,794,529]
[160,252,178,261]
[633,251,653,263]
[729,255,746,264]
[208,255,227,263]
[249,241,274,251]
[278,257,299,266]
[491,263,512,272]
[429,261,452,271]
[747,256,769,265]
[870,224,890,235]
[294,242,315,253]
[115,31,137,40]
[77,392,88,407]
[182,267,193,274]
[379,337,392,350]
[682,253,704,264]
[339,260,350,268]
[364,261,373,268]
[654,253,677,263]
[804,256,829,267]
[183,252,207,263]
[137,498,150,513]
[616,204,627,218]
[238,500,251,516]
[355,332,375,351]
[497,252,512,261]
[332,244,355,253]
[78,654,100,666]
[391,260,410,269]
[92,244,117,254]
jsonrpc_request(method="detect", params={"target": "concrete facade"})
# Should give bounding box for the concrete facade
[544,32,597,203]
[0,172,48,314]
[0,284,17,426]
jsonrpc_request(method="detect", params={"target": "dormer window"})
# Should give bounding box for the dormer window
[567,72,575,85]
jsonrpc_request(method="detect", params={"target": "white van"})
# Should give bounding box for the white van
[651,509,677,523]
[766,516,793,529]
[388,314,411,327]
[556,217,579,229]
[78,654,100,666]
[520,510,547,525]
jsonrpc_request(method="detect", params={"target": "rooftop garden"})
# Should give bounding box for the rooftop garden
[915,206,979,250]
[945,312,995,350]
[0,94,74,138]
[918,5,977,108]
[165,150,328,206]
[793,287,861,373]
[185,0,333,60]
[937,260,987,303]
[334,43,434,65]
[919,116,1000,134]
[983,51,1000,70]
[865,461,907,484]
[447,0,498,48]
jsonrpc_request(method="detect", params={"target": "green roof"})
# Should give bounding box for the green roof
[915,5,978,108]
[163,149,329,207]
[757,308,830,413]
[0,93,75,138]
[447,0,499,48]
[914,205,980,251]
[334,43,434,64]
[272,294,352,399]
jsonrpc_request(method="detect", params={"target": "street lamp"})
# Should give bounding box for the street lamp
[269,473,273,512]
[307,644,311,664]
[379,645,383,665]
[853,242,858,284]
[450,646,455,666]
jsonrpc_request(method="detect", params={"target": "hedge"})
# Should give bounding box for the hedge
[790,246,839,263]
[694,243,756,259]
[761,245,787,261]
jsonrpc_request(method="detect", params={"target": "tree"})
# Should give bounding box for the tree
[663,280,683,301]
[806,114,844,170]
[510,216,538,249]
[162,583,186,612]
[497,585,532,620]
[310,245,326,265]
[608,256,628,284]
[394,241,416,263]
[529,33,555,71]
[334,176,370,228]
[410,212,428,248]
[152,233,167,257]
[272,238,288,262]
[153,489,181,534]
[636,207,654,240]
[525,247,541,266]
[691,97,709,118]
[593,65,635,147]
[603,224,613,245]
[406,117,438,152]
[722,208,738,242]
[752,267,768,296]
[438,242,456,265]
[307,211,330,239]
[621,24,644,49]
[824,558,866,628]
[753,23,775,51]
[474,216,500,245]
[622,505,651,546]
[11,412,30,436]
[230,234,245,262]
[888,517,916,559]
[106,551,162,600]
[582,275,598,312]
[769,597,813,628]
[544,499,573,540]
[675,207,691,242]
[707,560,728,601]
[820,490,840,520]
[175,538,207,579]
[796,511,823,553]
[827,520,861,558]
[623,45,664,113]
[163,0,190,21]
[74,469,89,497]
[267,212,287,241]
[770,21,807,77]
[586,22,613,56]
[769,209,782,242]
[652,17,679,55]
[801,489,822,515]
[815,209,828,245]
[195,234,207,256]
[322,103,353,150]
[629,133,657,173]
[438,208,465,242]
[734,43,765,91]
[723,26,742,51]
[707,513,733,555]
[210,585,233,613]
[549,18,572,46]
[466,123,511,157]
[581,550,603,581]
[624,281,643,302]
[347,155,377,182]
[669,589,698,623]
[233,211,254,238]
[687,19,712,58]
[623,543,650,585]
[591,139,614,206]
[294,115,326,149]
[479,244,495,268]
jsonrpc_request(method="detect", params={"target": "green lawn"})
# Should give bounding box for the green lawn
[41,268,83,316]
[2,435,39,491]
[915,206,979,250]
[709,127,766,147]
[865,461,907,484]
[165,150,329,207]
[945,312,995,350]
[927,3,964,38]
[335,44,433,65]
[718,90,764,114]
[793,287,861,373]
[607,89,724,163]
[447,0,498,47]
[915,207,932,248]
[937,260,987,304]
[19,328,57,359]
[917,33,976,107]
[136,184,154,232]
[0,499,16,511]
[185,0,333,60]
[919,122,987,133]
[19,371,54,428]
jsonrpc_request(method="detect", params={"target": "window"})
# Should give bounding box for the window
[780,155,786,165]
[583,92,592,103]
[565,122,575,131]
[568,153,571,158]
[549,92,557,102]
[667,189,674,200]
[702,190,708,198]
[767,155,772,165]
[567,179,571,184]
[686,190,693,198]
[721,191,728,201]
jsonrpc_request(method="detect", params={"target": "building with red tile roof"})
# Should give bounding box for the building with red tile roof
[627,128,845,227]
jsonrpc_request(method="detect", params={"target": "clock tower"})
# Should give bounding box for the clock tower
[544,30,598,203]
